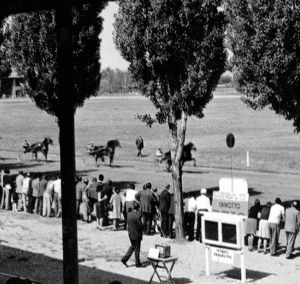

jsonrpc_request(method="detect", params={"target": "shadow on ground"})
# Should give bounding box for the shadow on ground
[0,245,147,284]
[215,267,275,283]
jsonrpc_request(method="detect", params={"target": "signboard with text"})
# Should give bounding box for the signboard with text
[212,191,249,216]
[211,247,234,264]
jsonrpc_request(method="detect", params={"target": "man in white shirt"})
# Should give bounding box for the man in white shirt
[52,175,62,217]
[267,197,285,256]
[22,173,31,213]
[184,192,197,241]
[195,188,211,242]
[123,183,138,230]
[15,170,24,211]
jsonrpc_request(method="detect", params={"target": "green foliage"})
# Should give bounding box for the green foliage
[6,2,107,117]
[114,0,227,123]
[226,0,300,132]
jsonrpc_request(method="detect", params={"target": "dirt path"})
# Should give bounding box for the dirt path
[1,154,300,283]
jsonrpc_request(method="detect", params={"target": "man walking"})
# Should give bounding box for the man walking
[159,182,171,238]
[285,201,300,259]
[135,136,144,157]
[268,197,285,256]
[121,201,144,267]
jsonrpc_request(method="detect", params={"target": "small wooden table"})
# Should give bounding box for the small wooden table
[147,256,178,284]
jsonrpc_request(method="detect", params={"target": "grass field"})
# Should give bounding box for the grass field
[0,87,299,175]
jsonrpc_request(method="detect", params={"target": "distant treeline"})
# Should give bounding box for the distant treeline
[99,68,235,95]
[99,67,138,94]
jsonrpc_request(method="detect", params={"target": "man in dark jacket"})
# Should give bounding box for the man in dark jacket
[135,136,144,157]
[159,182,171,237]
[135,182,156,235]
[121,201,144,267]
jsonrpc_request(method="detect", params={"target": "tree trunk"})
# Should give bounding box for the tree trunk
[168,110,188,241]
[56,4,79,284]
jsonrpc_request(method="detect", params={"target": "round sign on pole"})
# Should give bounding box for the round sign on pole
[226,133,235,148]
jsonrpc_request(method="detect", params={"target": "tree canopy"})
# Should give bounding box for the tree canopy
[114,0,227,239]
[226,0,300,132]
[5,2,107,117]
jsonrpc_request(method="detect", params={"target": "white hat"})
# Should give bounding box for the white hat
[201,188,207,194]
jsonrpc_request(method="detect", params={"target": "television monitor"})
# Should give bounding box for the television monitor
[202,212,246,250]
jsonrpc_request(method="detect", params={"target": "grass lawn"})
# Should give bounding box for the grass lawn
[1,88,299,174]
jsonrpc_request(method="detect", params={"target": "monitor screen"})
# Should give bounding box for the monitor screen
[222,223,237,244]
[205,220,219,241]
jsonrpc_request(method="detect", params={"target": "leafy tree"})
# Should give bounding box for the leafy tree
[114,0,227,240]
[0,18,12,96]
[226,0,300,132]
[5,2,107,118]
[100,67,136,94]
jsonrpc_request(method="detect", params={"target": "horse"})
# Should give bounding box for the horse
[88,139,121,167]
[160,142,197,171]
[23,137,53,162]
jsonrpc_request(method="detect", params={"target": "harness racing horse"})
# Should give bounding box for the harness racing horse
[160,142,197,171]
[88,139,121,167]
[23,137,53,162]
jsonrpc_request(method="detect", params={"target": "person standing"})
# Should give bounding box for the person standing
[257,202,272,254]
[110,187,122,230]
[135,182,155,235]
[22,172,31,213]
[43,175,55,217]
[135,136,144,157]
[267,197,285,256]
[1,169,12,210]
[82,178,93,223]
[184,192,197,241]
[52,174,62,217]
[158,182,171,238]
[88,177,98,214]
[26,173,34,213]
[15,170,24,211]
[96,180,107,230]
[168,194,175,239]
[151,186,159,234]
[103,180,114,226]
[31,173,40,214]
[38,174,47,215]
[195,188,211,242]
[121,201,144,267]
[245,199,261,251]
[284,201,300,259]
[123,183,138,230]
[76,176,84,220]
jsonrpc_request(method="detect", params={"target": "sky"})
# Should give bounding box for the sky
[100,2,130,71]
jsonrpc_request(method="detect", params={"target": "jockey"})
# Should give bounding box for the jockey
[22,140,29,152]
[155,148,162,158]
[87,141,95,153]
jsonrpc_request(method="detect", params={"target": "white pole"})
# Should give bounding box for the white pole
[240,252,246,283]
[246,151,249,167]
[205,246,210,276]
